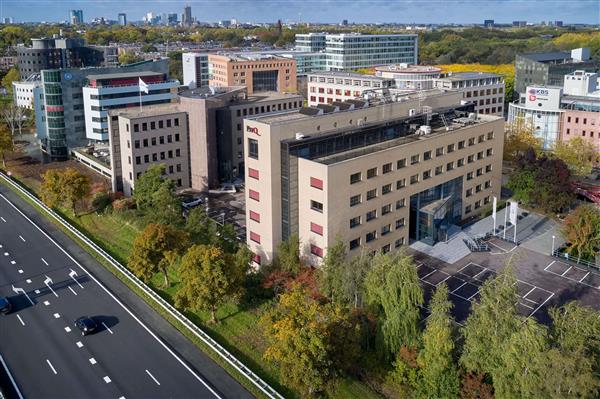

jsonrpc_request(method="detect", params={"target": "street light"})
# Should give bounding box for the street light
[551,235,556,256]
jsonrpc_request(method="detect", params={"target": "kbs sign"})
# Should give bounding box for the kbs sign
[525,86,561,110]
[528,88,548,102]
[246,125,260,136]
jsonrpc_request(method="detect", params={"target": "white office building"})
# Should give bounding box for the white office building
[182,52,210,89]
[83,71,178,141]
[375,64,442,90]
[307,71,394,106]
[13,75,41,109]
[433,72,506,116]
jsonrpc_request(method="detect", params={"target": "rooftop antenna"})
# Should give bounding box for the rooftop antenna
[417,90,426,113]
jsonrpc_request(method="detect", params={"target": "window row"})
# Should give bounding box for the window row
[129,118,179,133]
[349,229,406,251]
[131,134,180,148]
[130,150,182,165]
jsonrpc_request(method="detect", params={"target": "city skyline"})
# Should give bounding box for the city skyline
[1,0,599,24]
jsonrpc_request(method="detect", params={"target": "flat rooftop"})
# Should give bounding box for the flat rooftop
[110,104,183,119]
[520,51,571,62]
[439,72,502,80]
[308,71,391,80]
[375,65,442,74]
[86,70,163,81]
[212,52,291,62]
[179,86,301,103]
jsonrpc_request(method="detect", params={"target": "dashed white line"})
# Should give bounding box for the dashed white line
[46,359,57,375]
[3,252,8,256]
[76,341,83,348]
[18,235,25,242]
[34,289,40,294]
[41,258,48,266]
[145,369,161,386]
[43,300,50,306]
[102,322,114,335]
[10,260,15,265]
[53,313,60,319]
[68,286,78,296]
[16,315,25,326]
[0,216,6,222]
[0,354,24,399]
[17,269,23,274]
[89,358,97,365]
[64,327,71,333]
[103,376,111,383]
[25,279,31,284]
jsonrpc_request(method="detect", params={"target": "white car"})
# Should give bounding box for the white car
[208,184,237,195]
[181,196,203,209]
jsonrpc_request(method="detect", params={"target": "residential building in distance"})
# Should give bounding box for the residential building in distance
[36,59,170,160]
[295,32,419,71]
[69,9,83,25]
[108,105,190,195]
[83,70,179,141]
[16,37,106,80]
[375,64,442,90]
[118,13,127,25]
[208,53,297,95]
[514,48,599,96]
[0,56,16,71]
[307,71,394,106]
[182,52,210,89]
[433,72,506,116]
[244,89,504,265]
[178,86,303,190]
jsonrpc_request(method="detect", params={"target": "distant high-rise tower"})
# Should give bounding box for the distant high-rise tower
[484,19,494,28]
[118,13,127,26]
[276,19,282,35]
[342,19,348,26]
[69,9,83,25]
[182,5,192,26]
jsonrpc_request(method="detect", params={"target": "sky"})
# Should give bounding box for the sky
[1,0,599,24]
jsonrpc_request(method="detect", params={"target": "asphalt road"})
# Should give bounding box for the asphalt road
[0,184,254,399]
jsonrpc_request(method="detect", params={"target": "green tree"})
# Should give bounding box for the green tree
[275,233,300,274]
[134,164,171,210]
[343,249,371,309]
[506,168,536,203]
[175,244,247,323]
[460,264,520,377]
[40,167,90,216]
[118,50,143,65]
[562,204,600,261]
[134,164,182,225]
[1,67,19,95]
[554,137,598,177]
[0,124,13,168]
[417,283,459,399]
[141,44,158,53]
[319,237,347,303]
[150,184,184,226]
[128,223,187,287]
[184,206,217,245]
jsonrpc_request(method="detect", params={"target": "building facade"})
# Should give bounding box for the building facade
[307,71,394,106]
[70,9,83,25]
[83,70,179,141]
[375,64,442,90]
[433,72,505,116]
[208,53,297,95]
[13,76,41,109]
[108,105,190,195]
[118,13,127,25]
[182,52,210,89]
[244,90,504,265]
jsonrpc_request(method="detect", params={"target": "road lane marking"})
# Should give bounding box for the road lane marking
[102,322,114,334]
[1,193,224,399]
[3,252,8,256]
[0,216,6,222]
[10,260,15,265]
[145,369,161,386]
[0,355,24,399]
[69,269,84,289]
[43,300,50,306]
[53,313,60,319]
[46,359,57,375]
[76,341,83,348]
[18,235,25,242]
[25,279,31,284]
[103,376,111,383]
[41,258,48,266]
[89,358,97,365]
[64,327,71,332]
[44,276,58,297]
[68,286,78,296]
[17,269,23,274]
[16,315,25,326]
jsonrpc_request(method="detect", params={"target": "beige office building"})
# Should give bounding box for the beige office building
[244,90,504,266]
[307,71,394,106]
[433,72,506,116]
[108,105,190,196]
[208,53,297,95]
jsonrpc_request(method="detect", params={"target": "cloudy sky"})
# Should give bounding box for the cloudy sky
[2,0,598,24]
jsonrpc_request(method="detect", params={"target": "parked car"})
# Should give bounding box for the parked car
[181,195,203,209]
[0,297,12,314]
[208,184,237,195]
[74,316,98,336]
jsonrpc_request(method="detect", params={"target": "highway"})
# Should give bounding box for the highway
[0,183,254,399]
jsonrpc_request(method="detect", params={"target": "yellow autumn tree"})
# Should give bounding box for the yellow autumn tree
[503,117,542,161]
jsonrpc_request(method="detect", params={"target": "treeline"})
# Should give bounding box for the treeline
[2,24,599,64]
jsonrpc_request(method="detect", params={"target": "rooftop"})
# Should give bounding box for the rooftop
[308,71,391,80]
[86,70,163,81]
[210,52,291,62]
[438,72,503,80]
[375,64,442,74]
[110,104,183,119]
[179,86,301,103]
[519,51,572,62]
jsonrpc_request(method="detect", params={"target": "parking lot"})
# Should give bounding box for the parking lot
[409,244,600,325]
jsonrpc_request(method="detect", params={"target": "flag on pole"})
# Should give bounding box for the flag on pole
[139,78,149,94]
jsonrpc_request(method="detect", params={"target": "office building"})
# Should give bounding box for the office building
[83,70,179,141]
[375,64,442,90]
[16,37,106,80]
[12,75,41,109]
[182,52,210,89]
[178,86,303,190]
[167,13,178,25]
[0,56,15,71]
[118,13,127,25]
[295,32,418,71]
[244,90,504,265]
[108,105,190,195]
[36,59,170,160]
[182,5,192,26]
[208,53,297,95]
[512,21,527,27]
[433,72,505,116]
[514,48,599,95]
[307,71,394,106]
[70,9,83,25]
[484,19,494,28]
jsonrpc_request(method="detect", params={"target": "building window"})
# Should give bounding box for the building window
[466,188,473,197]
[350,172,362,184]
[396,179,406,190]
[475,200,481,209]
[396,198,406,209]
[467,172,474,181]
[311,200,323,213]
[350,238,361,250]
[476,184,482,193]
[382,204,392,215]
[350,216,361,228]
[477,168,483,176]
[142,122,147,131]
[468,137,475,146]
[397,158,406,169]
[486,148,493,157]
[350,194,361,207]
[366,210,377,221]
[367,167,378,179]
[485,164,492,173]
[381,224,391,236]
[446,161,455,171]
[458,140,465,149]
[134,124,139,132]
[423,150,432,161]
[248,167,259,180]
[382,163,392,174]
[249,189,260,201]
[395,237,405,248]
[248,138,259,159]
[410,174,419,184]
[485,180,491,189]
[150,121,156,130]
[436,147,444,157]
[396,218,405,229]
[310,245,323,258]
[134,140,140,149]
[382,184,392,195]
[465,205,472,214]
[410,154,420,165]
[423,170,431,180]
[435,165,443,175]
[447,143,455,153]
[487,131,494,140]
[310,177,324,190]
[367,189,377,200]
[310,222,323,235]
[366,231,376,243]
[249,211,260,222]
[467,155,474,164]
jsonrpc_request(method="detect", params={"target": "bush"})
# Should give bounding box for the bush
[91,192,111,212]
[112,197,136,211]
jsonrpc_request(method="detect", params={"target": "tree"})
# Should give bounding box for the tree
[0,124,13,168]
[40,168,91,216]
[141,44,158,53]
[503,119,542,161]
[150,184,184,226]
[185,206,217,245]
[319,237,347,303]
[1,67,19,95]
[134,165,182,225]
[118,50,143,65]
[554,137,598,176]
[175,244,247,323]
[342,249,371,309]
[460,264,520,377]
[1,103,26,137]
[562,204,600,261]
[134,164,172,210]
[417,283,460,399]
[128,223,187,288]
[275,233,300,274]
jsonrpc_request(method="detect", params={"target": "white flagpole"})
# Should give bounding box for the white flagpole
[503,203,508,240]
[513,206,518,244]
[139,88,142,112]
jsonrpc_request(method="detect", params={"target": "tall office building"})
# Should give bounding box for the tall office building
[295,33,418,71]
[118,13,127,25]
[69,9,83,25]
[182,52,210,89]
[243,90,504,265]
[182,5,192,26]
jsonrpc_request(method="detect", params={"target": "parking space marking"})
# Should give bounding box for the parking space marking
[89,358,97,365]
[64,327,71,333]
[68,287,78,296]
[102,322,114,335]
[561,266,573,276]
[41,258,48,266]
[18,235,25,242]
[580,272,590,283]
[145,369,161,386]
[544,260,556,271]
[522,286,536,300]
[529,293,555,319]
[543,260,600,291]
[103,376,111,383]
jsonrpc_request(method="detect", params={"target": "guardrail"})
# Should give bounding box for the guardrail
[551,249,600,272]
[0,172,284,399]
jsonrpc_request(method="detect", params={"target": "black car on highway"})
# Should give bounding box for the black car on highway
[75,316,98,336]
[0,297,11,314]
